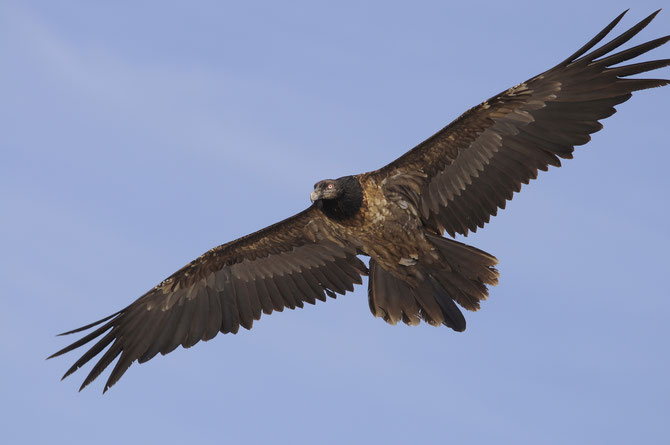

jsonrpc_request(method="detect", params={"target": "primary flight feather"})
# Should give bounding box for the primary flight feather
[50,10,670,392]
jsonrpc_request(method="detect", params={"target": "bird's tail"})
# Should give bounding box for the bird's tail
[367,234,498,331]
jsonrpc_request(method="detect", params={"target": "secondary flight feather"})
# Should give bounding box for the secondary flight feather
[50,10,670,392]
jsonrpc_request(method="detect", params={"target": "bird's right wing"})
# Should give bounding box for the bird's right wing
[49,205,367,392]
[374,11,669,237]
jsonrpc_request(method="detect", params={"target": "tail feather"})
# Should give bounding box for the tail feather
[368,258,466,331]
[368,260,421,326]
[367,236,499,331]
[426,234,499,311]
[425,275,467,332]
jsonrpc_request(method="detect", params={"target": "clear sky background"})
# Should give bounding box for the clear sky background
[2,1,669,444]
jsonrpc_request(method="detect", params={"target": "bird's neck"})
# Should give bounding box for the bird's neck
[320,177,363,221]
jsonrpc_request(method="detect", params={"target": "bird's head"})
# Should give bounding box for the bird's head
[310,179,342,203]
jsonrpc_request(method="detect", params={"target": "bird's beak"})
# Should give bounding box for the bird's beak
[310,191,320,203]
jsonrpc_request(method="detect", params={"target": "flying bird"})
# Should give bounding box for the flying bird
[50,10,669,392]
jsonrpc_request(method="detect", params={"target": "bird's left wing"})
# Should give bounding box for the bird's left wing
[373,11,669,237]
[49,206,367,392]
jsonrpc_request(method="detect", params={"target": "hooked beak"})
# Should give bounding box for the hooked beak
[310,190,321,203]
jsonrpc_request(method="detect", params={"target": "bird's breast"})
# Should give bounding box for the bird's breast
[352,178,432,273]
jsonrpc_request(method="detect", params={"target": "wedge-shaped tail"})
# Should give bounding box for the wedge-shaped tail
[368,235,499,330]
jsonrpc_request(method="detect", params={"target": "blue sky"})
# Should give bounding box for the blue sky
[2,1,669,444]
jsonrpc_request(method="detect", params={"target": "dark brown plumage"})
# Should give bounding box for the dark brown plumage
[50,10,669,392]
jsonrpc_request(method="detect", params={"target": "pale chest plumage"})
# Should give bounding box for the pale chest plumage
[353,175,439,275]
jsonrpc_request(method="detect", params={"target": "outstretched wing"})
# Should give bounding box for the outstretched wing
[375,10,669,237]
[49,206,367,392]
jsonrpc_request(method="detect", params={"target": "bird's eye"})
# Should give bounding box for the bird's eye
[327,184,334,189]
